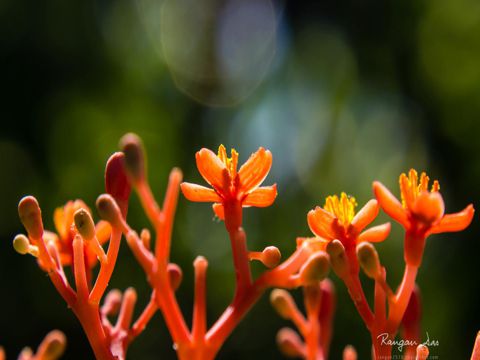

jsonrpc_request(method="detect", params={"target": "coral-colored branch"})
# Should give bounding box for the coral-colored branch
[471,331,480,360]
[192,257,208,343]
[158,168,182,262]
[72,235,89,299]
[343,272,374,330]
[89,228,123,305]
[129,292,158,342]
[228,227,253,293]
[387,263,418,334]
[374,268,387,332]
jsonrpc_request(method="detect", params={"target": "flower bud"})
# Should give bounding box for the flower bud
[416,344,429,360]
[74,209,95,240]
[299,252,330,285]
[326,240,349,278]
[356,242,381,279]
[262,246,281,268]
[96,194,122,226]
[343,345,357,360]
[119,133,146,183]
[13,234,31,255]
[276,327,305,358]
[18,196,43,239]
[168,263,183,291]
[38,330,66,359]
[270,289,295,320]
[102,289,122,315]
[140,228,151,250]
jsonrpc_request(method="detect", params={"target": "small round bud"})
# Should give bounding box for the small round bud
[119,133,145,183]
[270,289,295,319]
[262,246,281,268]
[13,234,30,255]
[356,242,381,279]
[140,228,151,249]
[276,327,304,358]
[299,252,330,285]
[102,289,122,315]
[96,194,122,226]
[18,196,43,238]
[168,263,183,291]
[416,344,429,360]
[326,240,349,277]
[343,345,357,360]
[74,209,95,240]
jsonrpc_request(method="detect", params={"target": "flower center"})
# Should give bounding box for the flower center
[218,144,239,179]
[399,169,440,209]
[324,192,357,227]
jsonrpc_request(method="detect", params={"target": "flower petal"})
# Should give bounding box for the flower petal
[429,204,474,234]
[212,203,225,220]
[195,148,229,193]
[95,221,112,245]
[243,185,277,207]
[307,207,336,240]
[180,182,222,202]
[357,223,391,243]
[411,191,445,224]
[237,147,272,193]
[373,181,409,228]
[53,207,67,240]
[351,199,379,233]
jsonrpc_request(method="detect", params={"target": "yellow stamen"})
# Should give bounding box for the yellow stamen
[217,145,239,177]
[324,192,357,226]
[399,169,440,208]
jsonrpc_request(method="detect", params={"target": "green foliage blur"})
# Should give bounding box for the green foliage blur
[1,0,479,358]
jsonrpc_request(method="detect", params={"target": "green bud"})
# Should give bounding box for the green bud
[326,240,348,278]
[13,234,30,255]
[119,133,145,183]
[96,194,122,226]
[356,242,380,279]
[270,289,294,320]
[74,209,95,240]
[299,252,330,285]
[18,196,43,238]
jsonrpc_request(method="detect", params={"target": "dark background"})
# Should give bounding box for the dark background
[1,0,479,358]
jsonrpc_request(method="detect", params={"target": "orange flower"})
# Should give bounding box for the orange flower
[307,192,390,246]
[373,169,474,234]
[46,200,111,267]
[180,145,277,219]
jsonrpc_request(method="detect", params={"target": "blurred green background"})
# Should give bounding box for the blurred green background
[1,0,479,358]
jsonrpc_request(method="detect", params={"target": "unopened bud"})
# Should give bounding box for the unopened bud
[39,330,66,359]
[276,327,305,358]
[326,240,348,278]
[18,196,43,238]
[140,228,151,250]
[416,344,429,360]
[270,289,295,319]
[343,345,357,360]
[356,242,381,279]
[119,133,145,183]
[13,234,30,255]
[19,347,33,359]
[102,289,122,315]
[299,252,330,285]
[262,246,281,268]
[168,263,183,291]
[74,209,95,240]
[96,194,122,226]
